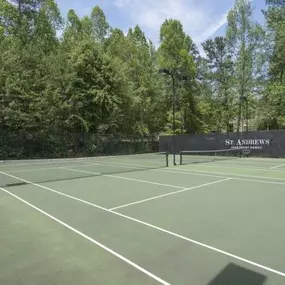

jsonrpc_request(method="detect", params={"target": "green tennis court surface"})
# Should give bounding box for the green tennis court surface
[1,155,285,285]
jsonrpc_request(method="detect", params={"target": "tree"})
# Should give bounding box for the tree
[90,6,111,43]
[226,0,265,132]
[3,1,284,159]
[63,9,82,45]
[202,37,234,132]
[264,0,285,83]
[261,0,285,129]
[0,0,62,130]
[158,19,198,133]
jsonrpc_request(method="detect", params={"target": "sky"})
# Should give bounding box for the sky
[55,0,267,50]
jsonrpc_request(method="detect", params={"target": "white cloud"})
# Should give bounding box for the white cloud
[113,0,233,46]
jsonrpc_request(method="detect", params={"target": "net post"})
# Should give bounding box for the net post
[180,151,182,165]
[166,152,169,167]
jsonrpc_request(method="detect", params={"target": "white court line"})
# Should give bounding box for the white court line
[63,161,152,170]
[6,164,96,173]
[0,153,165,168]
[190,163,285,173]
[7,166,67,173]
[231,177,285,185]
[108,175,183,189]
[94,162,143,169]
[67,160,144,170]
[109,178,231,211]
[2,160,159,174]
[1,171,285,278]
[214,159,284,166]
[60,167,101,175]
[5,161,285,176]
[0,187,170,285]
[154,169,285,186]
[61,167,184,189]
[4,162,143,174]
[84,159,285,174]
[63,162,285,187]
[0,159,87,168]
[97,161,159,169]
[242,157,285,162]
[162,168,285,181]
[270,164,285,170]
[7,160,285,188]
[153,169,228,179]
[94,160,285,177]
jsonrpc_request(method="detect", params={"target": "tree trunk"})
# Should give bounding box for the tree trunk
[237,103,242,134]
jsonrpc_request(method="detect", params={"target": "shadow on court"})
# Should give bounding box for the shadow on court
[207,263,267,285]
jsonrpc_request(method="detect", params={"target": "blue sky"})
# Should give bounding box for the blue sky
[55,0,266,48]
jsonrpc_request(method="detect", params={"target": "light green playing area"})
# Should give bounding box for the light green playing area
[1,155,285,285]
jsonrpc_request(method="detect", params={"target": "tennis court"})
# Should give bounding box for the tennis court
[1,153,285,285]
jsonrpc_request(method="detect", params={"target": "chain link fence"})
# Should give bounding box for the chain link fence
[0,131,159,160]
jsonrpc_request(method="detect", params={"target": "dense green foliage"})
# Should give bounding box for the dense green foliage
[0,0,285,157]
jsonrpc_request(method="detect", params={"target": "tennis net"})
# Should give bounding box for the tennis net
[179,149,241,165]
[0,152,169,188]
